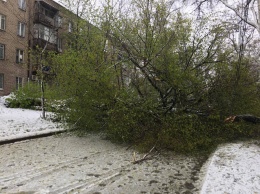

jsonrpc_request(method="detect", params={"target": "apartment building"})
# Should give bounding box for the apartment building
[0,0,29,96]
[0,0,69,96]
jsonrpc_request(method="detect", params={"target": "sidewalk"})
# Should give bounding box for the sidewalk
[201,140,260,193]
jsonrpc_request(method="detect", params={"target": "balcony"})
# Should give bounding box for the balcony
[34,0,59,28]
[34,12,55,28]
[32,38,58,52]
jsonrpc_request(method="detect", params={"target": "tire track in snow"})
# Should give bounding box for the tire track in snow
[0,149,115,192]
[51,166,132,194]
[0,157,88,189]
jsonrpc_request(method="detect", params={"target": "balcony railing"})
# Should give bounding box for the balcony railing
[34,12,56,28]
[32,38,58,51]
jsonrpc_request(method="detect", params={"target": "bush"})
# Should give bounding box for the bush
[5,83,42,109]
[4,82,66,112]
[6,97,41,109]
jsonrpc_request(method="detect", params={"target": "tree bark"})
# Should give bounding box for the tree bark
[225,115,260,124]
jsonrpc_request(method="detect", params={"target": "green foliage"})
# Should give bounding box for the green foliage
[6,83,41,109]
[46,0,260,154]
[51,47,116,131]
[108,101,259,153]
[5,82,63,112]
[106,92,161,143]
[208,59,260,118]
[157,115,259,153]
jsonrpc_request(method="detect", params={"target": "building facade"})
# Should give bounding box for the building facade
[0,0,68,96]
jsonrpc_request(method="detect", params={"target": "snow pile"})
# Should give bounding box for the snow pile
[0,96,64,142]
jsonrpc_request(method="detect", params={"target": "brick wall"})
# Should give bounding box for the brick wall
[0,0,73,96]
[0,0,29,96]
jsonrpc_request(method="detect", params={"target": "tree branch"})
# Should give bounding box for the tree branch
[132,145,159,164]
[219,0,258,30]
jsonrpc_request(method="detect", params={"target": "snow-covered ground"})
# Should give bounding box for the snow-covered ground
[201,141,260,193]
[0,96,259,193]
[0,96,64,142]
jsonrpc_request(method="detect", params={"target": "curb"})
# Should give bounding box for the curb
[0,129,66,145]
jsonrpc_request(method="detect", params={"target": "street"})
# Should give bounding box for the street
[0,134,205,194]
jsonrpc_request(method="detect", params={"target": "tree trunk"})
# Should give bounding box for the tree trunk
[41,78,46,119]
[225,115,260,124]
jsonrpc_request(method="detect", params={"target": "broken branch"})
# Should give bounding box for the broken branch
[132,145,159,164]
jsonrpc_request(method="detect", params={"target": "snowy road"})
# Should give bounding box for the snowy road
[0,134,205,193]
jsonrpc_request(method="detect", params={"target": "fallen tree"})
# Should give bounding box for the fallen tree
[225,115,260,124]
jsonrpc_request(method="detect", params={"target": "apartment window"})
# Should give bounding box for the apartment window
[0,44,4,59]
[55,16,62,28]
[57,38,62,52]
[0,14,6,30]
[16,77,23,90]
[42,26,50,41]
[16,49,24,63]
[44,8,55,18]
[34,24,57,44]
[18,0,26,11]
[0,74,3,90]
[68,22,72,32]
[18,22,25,37]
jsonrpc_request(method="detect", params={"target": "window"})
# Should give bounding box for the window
[16,77,22,90]
[34,24,57,44]
[0,14,6,30]
[57,38,62,52]
[44,8,55,18]
[18,22,25,37]
[0,44,4,59]
[18,0,26,10]
[43,26,50,41]
[16,49,24,63]
[68,22,72,32]
[55,16,62,28]
[0,74,3,90]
